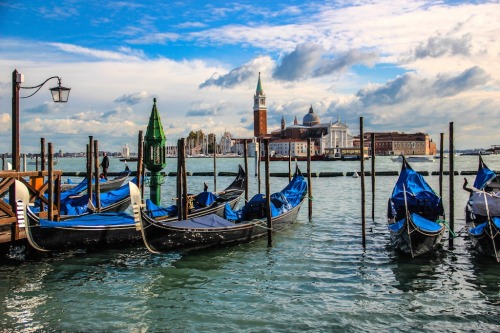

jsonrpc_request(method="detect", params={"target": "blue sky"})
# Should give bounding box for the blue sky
[1,0,499,153]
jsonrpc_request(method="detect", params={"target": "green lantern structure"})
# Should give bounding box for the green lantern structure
[144,98,167,205]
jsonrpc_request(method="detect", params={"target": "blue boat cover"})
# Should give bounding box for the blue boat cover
[411,213,443,232]
[390,161,443,216]
[146,199,178,218]
[145,190,218,218]
[473,158,497,190]
[166,214,236,228]
[469,217,500,236]
[39,212,134,228]
[225,171,307,222]
[389,213,443,233]
[469,222,487,236]
[194,191,217,208]
[59,180,133,216]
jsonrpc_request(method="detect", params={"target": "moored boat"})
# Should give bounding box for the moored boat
[133,166,307,253]
[387,156,445,257]
[464,156,500,262]
[14,166,246,252]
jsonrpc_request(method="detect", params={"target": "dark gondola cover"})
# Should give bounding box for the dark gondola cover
[387,156,445,257]
[15,165,246,252]
[465,156,500,262]
[134,167,307,253]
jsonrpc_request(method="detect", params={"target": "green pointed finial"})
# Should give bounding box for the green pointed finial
[154,97,157,104]
[256,72,264,94]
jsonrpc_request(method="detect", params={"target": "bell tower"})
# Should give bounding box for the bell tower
[253,72,267,137]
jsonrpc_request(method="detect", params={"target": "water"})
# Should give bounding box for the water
[1,155,499,332]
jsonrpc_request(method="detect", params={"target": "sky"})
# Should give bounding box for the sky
[0,0,499,154]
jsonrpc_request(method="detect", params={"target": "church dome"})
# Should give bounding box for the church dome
[303,105,320,126]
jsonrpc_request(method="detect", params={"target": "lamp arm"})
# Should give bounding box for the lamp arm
[20,76,61,99]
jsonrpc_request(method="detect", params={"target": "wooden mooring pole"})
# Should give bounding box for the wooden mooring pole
[288,141,292,182]
[360,117,366,247]
[181,138,188,220]
[439,133,444,198]
[243,140,249,202]
[48,143,54,221]
[87,136,93,202]
[449,122,455,247]
[307,138,312,220]
[41,138,46,172]
[136,131,144,197]
[258,138,262,194]
[371,133,376,221]
[213,135,217,192]
[176,139,183,221]
[94,140,101,212]
[264,139,272,246]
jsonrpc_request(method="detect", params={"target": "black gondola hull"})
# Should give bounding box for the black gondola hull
[141,202,304,252]
[389,217,444,257]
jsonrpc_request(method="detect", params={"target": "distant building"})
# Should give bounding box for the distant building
[219,131,235,154]
[354,132,437,155]
[253,72,267,137]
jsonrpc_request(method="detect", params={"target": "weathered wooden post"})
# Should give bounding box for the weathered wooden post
[258,138,262,193]
[213,135,217,192]
[243,140,249,202]
[360,117,366,247]
[181,138,189,219]
[264,139,272,246]
[48,143,54,221]
[439,133,444,198]
[307,138,312,220]
[288,141,292,182]
[371,133,376,220]
[87,136,93,203]
[136,131,143,197]
[41,138,46,172]
[176,139,183,221]
[94,140,101,212]
[449,122,455,246]
[143,98,167,206]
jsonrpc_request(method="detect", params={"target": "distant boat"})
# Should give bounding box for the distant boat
[352,172,359,178]
[119,157,139,162]
[391,155,434,163]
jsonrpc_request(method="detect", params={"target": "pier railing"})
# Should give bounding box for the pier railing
[0,170,62,244]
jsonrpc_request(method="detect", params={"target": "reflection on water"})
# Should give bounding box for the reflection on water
[1,156,500,332]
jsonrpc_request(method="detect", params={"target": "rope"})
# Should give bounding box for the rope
[437,219,457,238]
[308,196,314,201]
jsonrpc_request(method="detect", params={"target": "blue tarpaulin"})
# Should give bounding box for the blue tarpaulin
[39,211,134,228]
[225,170,307,222]
[473,158,497,190]
[390,160,443,216]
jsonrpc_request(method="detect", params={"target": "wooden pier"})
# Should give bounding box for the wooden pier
[0,170,62,246]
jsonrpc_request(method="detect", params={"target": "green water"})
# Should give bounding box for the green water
[1,156,499,332]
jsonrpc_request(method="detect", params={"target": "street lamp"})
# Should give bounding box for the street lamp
[12,69,71,170]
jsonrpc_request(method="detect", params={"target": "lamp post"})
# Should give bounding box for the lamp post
[12,69,70,170]
[144,98,166,205]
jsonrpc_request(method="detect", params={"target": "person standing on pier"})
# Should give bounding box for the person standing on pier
[100,152,110,180]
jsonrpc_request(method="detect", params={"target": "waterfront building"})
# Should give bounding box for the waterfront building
[354,132,437,155]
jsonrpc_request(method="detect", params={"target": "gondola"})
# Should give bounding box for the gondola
[59,178,135,219]
[133,166,307,253]
[14,166,246,252]
[387,156,445,257]
[464,156,500,262]
[144,164,246,223]
[60,170,130,193]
